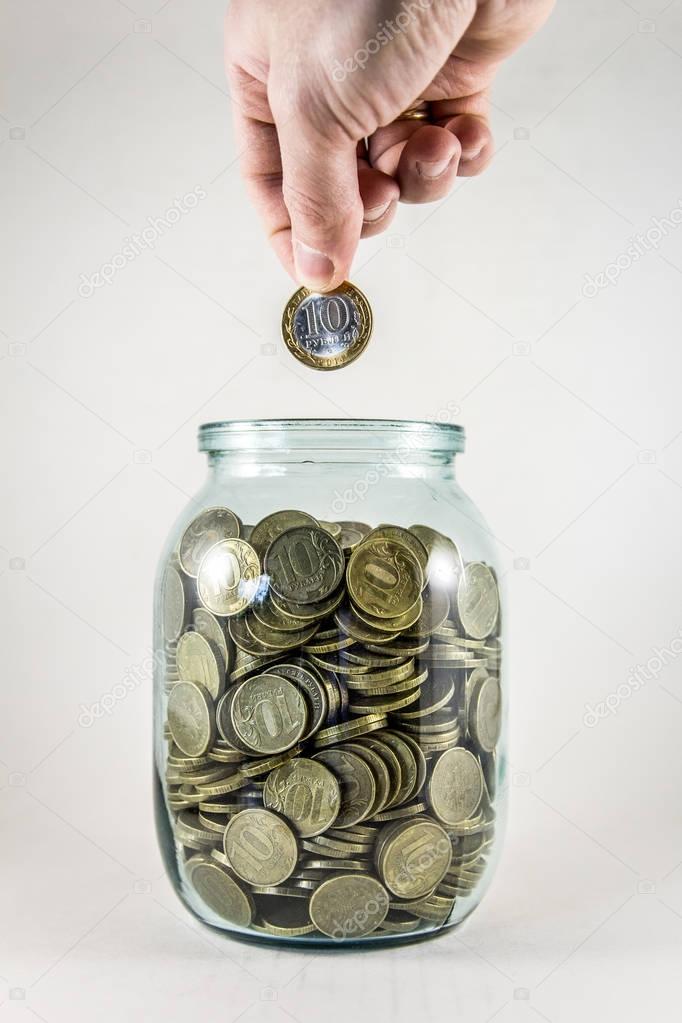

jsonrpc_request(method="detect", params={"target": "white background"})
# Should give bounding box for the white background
[2,0,682,1020]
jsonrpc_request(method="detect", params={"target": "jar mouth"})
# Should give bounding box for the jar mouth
[198,419,465,455]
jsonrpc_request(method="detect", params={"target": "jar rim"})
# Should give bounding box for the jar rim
[198,418,465,454]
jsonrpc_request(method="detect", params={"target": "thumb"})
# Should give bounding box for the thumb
[276,114,363,292]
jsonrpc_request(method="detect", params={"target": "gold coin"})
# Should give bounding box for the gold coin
[167,681,215,758]
[186,855,254,927]
[313,747,376,827]
[377,818,452,899]
[281,281,373,371]
[231,675,308,754]
[251,899,315,937]
[252,598,311,633]
[456,562,499,640]
[192,608,231,673]
[366,526,429,575]
[312,713,388,748]
[428,747,484,826]
[175,810,220,845]
[319,520,342,538]
[309,874,389,938]
[263,757,341,837]
[374,731,419,806]
[347,686,422,715]
[265,526,345,605]
[197,539,261,617]
[351,597,424,634]
[269,661,329,737]
[224,808,298,886]
[337,522,371,552]
[347,538,423,619]
[271,587,345,621]
[176,631,224,700]
[240,745,302,778]
[250,510,319,562]
[335,606,399,645]
[404,587,450,638]
[179,507,241,577]
[246,612,319,652]
[162,564,187,643]
[469,674,502,753]
[358,735,403,808]
[409,525,464,590]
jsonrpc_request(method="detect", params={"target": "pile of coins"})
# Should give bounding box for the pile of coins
[159,507,502,943]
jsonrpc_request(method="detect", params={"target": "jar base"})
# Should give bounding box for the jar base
[175,883,477,952]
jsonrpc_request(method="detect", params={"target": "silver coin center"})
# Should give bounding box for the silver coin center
[293,293,361,358]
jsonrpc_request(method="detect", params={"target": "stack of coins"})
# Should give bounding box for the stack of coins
[159,508,502,942]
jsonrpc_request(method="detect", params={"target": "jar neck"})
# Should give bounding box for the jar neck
[206,447,458,481]
[198,421,464,481]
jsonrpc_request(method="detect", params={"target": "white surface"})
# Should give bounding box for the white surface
[2,1,682,1020]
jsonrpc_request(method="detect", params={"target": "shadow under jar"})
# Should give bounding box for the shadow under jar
[154,419,506,948]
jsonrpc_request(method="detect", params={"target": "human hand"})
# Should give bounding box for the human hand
[226,0,554,291]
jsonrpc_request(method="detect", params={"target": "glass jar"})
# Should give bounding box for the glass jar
[154,419,505,947]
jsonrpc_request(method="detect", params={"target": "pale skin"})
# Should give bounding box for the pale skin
[226,0,555,291]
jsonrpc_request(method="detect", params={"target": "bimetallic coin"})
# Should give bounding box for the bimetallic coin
[377,818,452,899]
[263,757,341,837]
[179,507,241,577]
[309,874,389,938]
[231,675,308,754]
[265,527,345,605]
[186,855,254,927]
[347,538,423,619]
[469,674,502,753]
[428,747,484,826]
[224,809,298,886]
[457,562,499,640]
[176,632,224,700]
[167,681,215,758]
[282,282,373,371]
[197,539,261,617]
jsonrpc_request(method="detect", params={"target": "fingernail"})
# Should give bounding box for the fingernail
[461,144,484,161]
[294,240,335,289]
[417,157,455,180]
[363,201,392,224]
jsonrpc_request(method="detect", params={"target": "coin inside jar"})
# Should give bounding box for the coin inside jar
[347,537,423,619]
[197,539,261,617]
[186,855,254,927]
[230,674,308,754]
[309,874,389,938]
[265,526,345,605]
[263,757,341,837]
[167,681,216,758]
[179,507,242,577]
[223,809,298,886]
